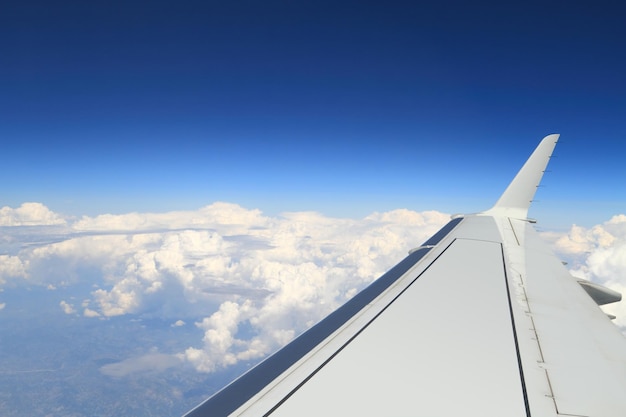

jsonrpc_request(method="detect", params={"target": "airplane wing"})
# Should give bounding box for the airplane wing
[184,134,626,417]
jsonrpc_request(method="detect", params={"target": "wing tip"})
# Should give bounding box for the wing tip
[482,134,560,220]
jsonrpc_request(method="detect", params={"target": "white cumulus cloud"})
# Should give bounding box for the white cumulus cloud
[0,255,27,283]
[549,214,626,328]
[60,300,76,314]
[0,202,66,226]
[1,201,451,374]
[83,308,101,318]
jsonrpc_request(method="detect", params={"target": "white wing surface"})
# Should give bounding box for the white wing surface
[184,134,626,417]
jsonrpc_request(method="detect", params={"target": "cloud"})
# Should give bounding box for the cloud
[1,202,451,374]
[83,308,101,318]
[0,303,5,310]
[181,300,256,372]
[0,202,66,226]
[0,255,27,283]
[16,209,615,370]
[6,202,626,376]
[100,352,183,377]
[548,214,626,328]
[60,300,76,314]
[71,202,267,233]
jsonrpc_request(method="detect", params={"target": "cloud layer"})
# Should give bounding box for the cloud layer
[548,214,626,327]
[2,202,626,375]
[0,202,448,373]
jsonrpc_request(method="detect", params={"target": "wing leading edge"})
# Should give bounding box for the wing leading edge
[184,135,626,417]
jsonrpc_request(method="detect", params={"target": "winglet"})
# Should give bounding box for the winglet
[482,134,559,220]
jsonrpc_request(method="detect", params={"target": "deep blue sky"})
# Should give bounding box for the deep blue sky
[2,1,625,227]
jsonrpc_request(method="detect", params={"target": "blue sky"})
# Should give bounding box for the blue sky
[2,1,625,227]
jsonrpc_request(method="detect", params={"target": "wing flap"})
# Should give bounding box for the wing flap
[265,235,528,417]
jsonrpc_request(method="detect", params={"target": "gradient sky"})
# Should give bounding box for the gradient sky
[2,1,625,228]
[2,3,626,415]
